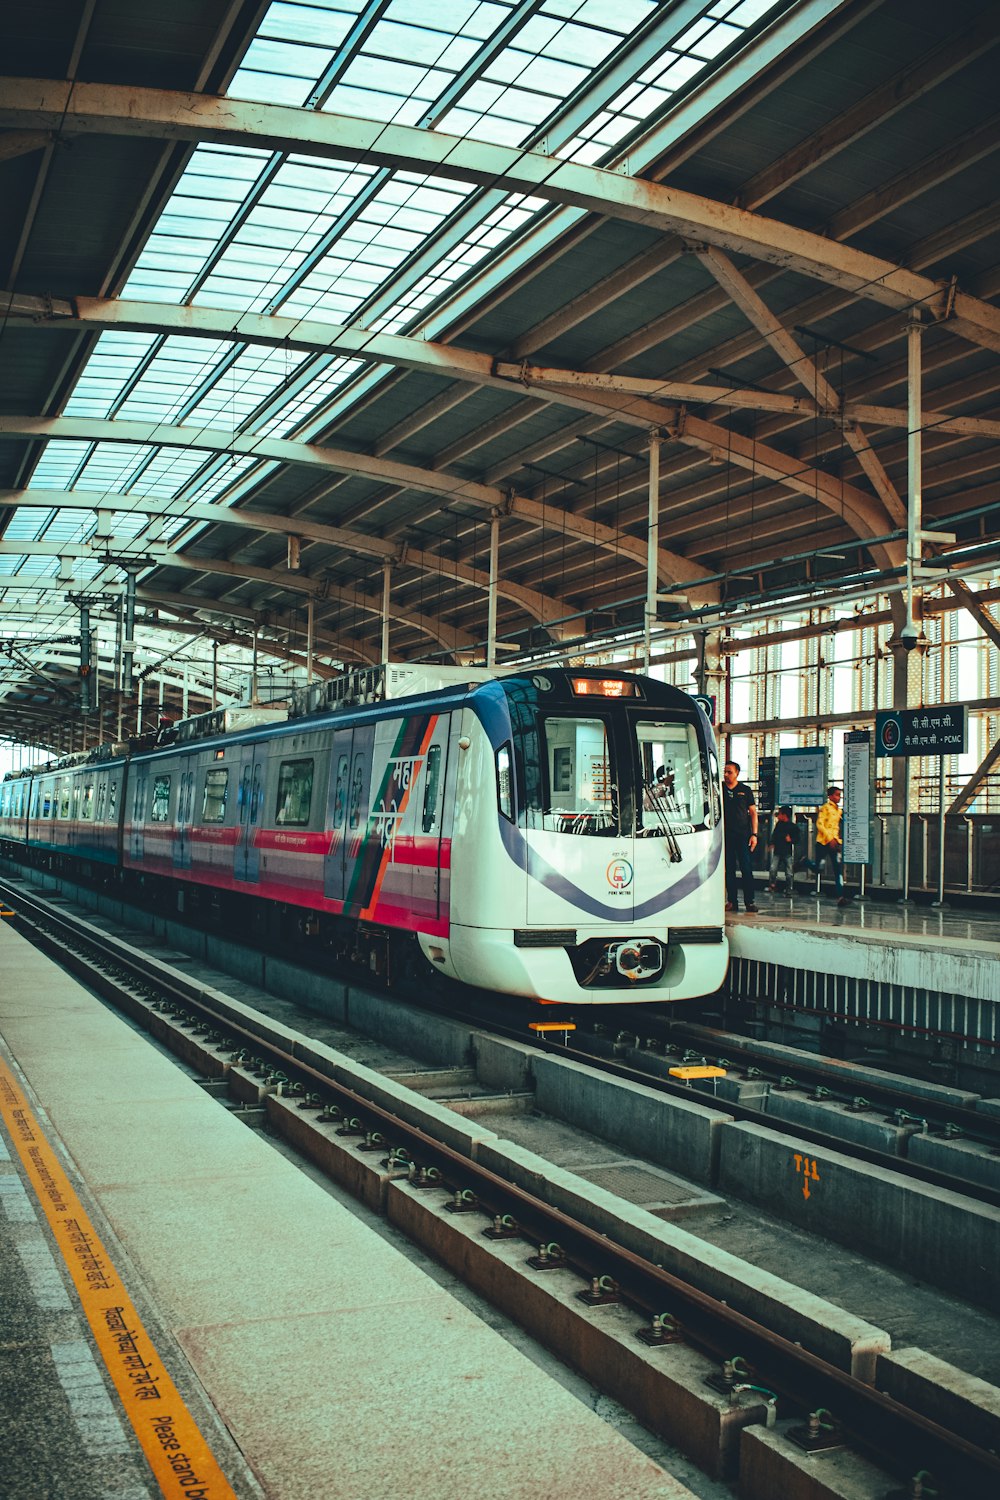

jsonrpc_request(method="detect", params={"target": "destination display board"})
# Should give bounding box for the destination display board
[842,730,873,865]
[778,746,828,807]
[875,706,967,758]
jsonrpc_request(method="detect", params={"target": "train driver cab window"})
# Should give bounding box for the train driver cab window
[275,759,313,826]
[422,744,443,833]
[201,767,229,823]
[635,720,712,835]
[151,775,171,823]
[538,716,616,835]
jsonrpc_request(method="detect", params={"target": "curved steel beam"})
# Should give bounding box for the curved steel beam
[0,488,566,631]
[0,542,474,656]
[0,80,997,347]
[0,416,710,590]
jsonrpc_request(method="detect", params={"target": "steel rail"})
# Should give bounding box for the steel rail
[2,878,999,1496]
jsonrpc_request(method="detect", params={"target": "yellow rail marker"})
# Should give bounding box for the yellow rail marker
[668,1065,727,1080]
[528,1021,577,1033]
[0,905,16,918]
[0,1057,240,1500]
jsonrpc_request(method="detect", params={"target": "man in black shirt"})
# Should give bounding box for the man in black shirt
[722,761,758,913]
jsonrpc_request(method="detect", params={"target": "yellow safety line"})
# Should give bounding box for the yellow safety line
[0,1057,240,1500]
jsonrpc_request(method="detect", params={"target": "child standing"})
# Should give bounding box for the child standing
[767,806,796,892]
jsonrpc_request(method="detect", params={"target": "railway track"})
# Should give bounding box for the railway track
[3,872,1000,1498]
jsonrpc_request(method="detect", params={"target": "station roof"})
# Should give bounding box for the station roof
[1,0,999,748]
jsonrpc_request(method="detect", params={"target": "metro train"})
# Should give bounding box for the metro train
[0,666,727,1004]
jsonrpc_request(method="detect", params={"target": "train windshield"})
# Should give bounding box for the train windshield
[535,714,618,835]
[527,707,717,839]
[634,718,718,842]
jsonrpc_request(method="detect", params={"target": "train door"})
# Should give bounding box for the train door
[236,747,264,883]
[130,767,148,861]
[324,724,375,911]
[414,720,450,921]
[175,763,194,871]
[323,728,353,903]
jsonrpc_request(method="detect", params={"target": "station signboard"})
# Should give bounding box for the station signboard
[875,706,967,758]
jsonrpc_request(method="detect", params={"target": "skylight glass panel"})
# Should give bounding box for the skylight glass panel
[258,357,365,437]
[73,445,159,493]
[124,145,272,304]
[126,448,214,499]
[29,442,96,491]
[177,455,262,505]
[64,333,160,420]
[39,513,95,545]
[4,510,52,542]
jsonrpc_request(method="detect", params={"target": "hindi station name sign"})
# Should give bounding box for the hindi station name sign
[875,706,967,758]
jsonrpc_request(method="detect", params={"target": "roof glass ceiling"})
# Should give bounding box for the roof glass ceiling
[7,0,787,650]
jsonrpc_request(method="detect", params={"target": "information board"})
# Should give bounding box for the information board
[842,731,873,865]
[778,746,828,808]
[757,755,777,813]
[875,706,967,757]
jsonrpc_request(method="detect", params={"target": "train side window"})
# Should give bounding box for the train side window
[151,775,171,823]
[70,782,81,819]
[238,766,251,824]
[201,767,229,823]
[96,781,106,822]
[348,754,364,830]
[81,782,95,821]
[421,745,442,833]
[133,777,144,821]
[496,742,514,822]
[275,758,313,826]
[108,778,117,819]
[43,786,52,819]
[333,755,348,829]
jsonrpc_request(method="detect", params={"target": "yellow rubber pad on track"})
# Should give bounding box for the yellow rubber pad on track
[0,1057,240,1500]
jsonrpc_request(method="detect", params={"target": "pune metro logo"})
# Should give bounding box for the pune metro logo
[606,858,633,891]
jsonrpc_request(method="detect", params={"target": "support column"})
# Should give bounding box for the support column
[695,629,726,713]
[121,570,137,697]
[487,511,500,671]
[644,431,660,672]
[79,604,93,716]
[381,562,391,665]
[306,600,314,684]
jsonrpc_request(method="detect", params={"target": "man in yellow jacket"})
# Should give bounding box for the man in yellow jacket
[815,786,850,906]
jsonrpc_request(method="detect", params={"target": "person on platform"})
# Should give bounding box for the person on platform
[815,786,850,906]
[766,805,796,892]
[722,761,758,913]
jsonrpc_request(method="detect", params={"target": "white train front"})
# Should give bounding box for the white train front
[0,667,728,1004]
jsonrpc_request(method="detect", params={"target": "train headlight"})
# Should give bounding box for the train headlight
[612,939,663,981]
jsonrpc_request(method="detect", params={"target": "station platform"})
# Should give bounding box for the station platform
[0,917,697,1500]
[726,888,999,1007]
